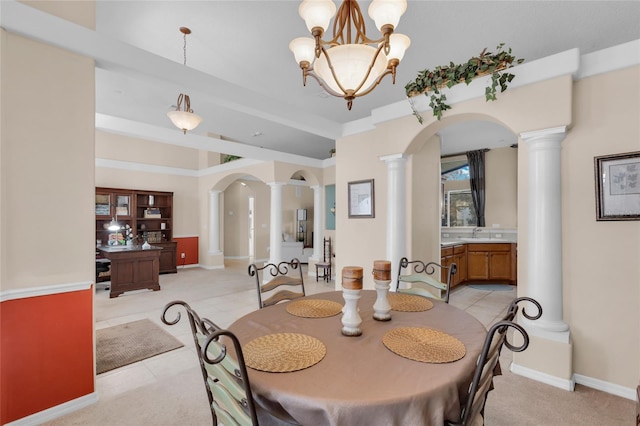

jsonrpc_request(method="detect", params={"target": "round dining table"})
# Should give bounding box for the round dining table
[228,290,488,426]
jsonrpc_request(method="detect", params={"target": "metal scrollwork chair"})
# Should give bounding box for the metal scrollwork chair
[395,257,457,303]
[502,296,543,322]
[445,320,531,426]
[161,300,258,426]
[249,258,306,309]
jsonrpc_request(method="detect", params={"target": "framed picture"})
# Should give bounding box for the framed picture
[594,151,640,221]
[348,179,375,218]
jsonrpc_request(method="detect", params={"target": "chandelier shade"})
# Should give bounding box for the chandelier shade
[314,44,388,96]
[368,0,407,31]
[167,94,202,134]
[290,0,410,110]
[299,0,336,32]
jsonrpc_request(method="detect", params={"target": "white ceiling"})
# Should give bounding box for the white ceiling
[4,1,640,159]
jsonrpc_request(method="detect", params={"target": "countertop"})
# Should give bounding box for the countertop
[98,244,163,253]
[441,238,516,247]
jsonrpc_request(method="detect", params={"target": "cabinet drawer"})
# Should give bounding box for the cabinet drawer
[466,243,511,252]
[441,247,454,256]
[453,245,466,254]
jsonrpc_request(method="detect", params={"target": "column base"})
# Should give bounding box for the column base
[512,331,574,391]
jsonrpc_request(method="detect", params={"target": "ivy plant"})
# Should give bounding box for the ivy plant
[405,44,524,123]
[223,154,242,163]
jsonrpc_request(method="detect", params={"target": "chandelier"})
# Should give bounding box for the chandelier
[167,27,202,134]
[289,0,410,110]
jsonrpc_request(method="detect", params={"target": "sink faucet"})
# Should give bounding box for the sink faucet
[472,227,482,238]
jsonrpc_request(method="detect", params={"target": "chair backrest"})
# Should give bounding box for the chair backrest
[248,258,306,309]
[322,237,332,262]
[161,300,258,426]
[502,296,543,322]
[395,257,457,303]
[446,320,530,426]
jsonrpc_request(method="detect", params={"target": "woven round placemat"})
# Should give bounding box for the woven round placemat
[286,299,343,318]
[243,333,326,373]
[382,327,466,363]
[388,293,434,312]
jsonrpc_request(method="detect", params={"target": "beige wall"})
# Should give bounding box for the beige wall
[410,134,441,263]
[557,66,639,388]
[96,131,200,170]
[335,69,639,392]
[1,30,95,289]
[485,146,518,228]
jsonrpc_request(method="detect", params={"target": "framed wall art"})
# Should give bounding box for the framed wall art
[594,151,640,221]
[348,179,375,218]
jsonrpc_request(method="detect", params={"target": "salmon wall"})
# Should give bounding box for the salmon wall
[0,289,94,424]
[174,236,199,266]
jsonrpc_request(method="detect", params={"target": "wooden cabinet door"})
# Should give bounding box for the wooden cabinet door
[489,251,512,280]
[454,252,467,285]
[467,251,489,280]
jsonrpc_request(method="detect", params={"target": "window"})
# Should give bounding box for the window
[443,190,477,227]
[442,163,470,181]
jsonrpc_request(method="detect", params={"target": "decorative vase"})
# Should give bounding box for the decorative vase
[372,260,392,321]
[341,266,363,336]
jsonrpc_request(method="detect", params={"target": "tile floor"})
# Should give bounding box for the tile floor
[46,261,516,425]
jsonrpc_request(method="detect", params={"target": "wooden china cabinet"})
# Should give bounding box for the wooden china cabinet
[96,187,177,274]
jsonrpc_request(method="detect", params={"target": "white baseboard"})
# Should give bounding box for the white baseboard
[177,263,200,269]
[574,373,637,401]
[6,392,98,426]
[511,364,637,401]
[510,362,576,391]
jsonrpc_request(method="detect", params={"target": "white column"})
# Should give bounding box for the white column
[268,182,285,264]
[520,126,569,337]
[311,185,322,261]
[381,154,407,291]
[208,189,222,255]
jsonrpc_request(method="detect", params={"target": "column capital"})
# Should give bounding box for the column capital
[379,153,407,163]
[520,126,567,143]
[209,189,222,195]
[310,184,321,190]
[266,181,286,188]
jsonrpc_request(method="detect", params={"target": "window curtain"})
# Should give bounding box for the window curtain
[466,149,488,227]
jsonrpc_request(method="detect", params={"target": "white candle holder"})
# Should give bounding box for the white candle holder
[341,288,362,336]
[373,279,392,321]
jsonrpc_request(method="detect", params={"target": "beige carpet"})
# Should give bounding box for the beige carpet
[96,319,184,374]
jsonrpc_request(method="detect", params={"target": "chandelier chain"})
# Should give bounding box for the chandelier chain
[183,32,187,66]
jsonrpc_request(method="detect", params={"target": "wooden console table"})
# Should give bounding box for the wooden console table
[98,245,162,298]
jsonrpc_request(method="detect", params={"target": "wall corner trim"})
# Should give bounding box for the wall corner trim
[5,392,98,426]
[0,281,93,302]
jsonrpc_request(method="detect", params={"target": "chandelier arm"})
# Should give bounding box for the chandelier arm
[176,93,184,111]
[328,0,384,46]
[348,68,394,99]
[303,69,350,99]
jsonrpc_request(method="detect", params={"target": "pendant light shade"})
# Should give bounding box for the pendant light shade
[167,94,202,134]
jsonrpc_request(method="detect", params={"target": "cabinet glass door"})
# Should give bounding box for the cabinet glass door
[95,194,111,217]
[115,195,131,217]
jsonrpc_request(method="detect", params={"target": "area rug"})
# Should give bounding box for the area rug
[468,284,515,291]
[96,319,184,374]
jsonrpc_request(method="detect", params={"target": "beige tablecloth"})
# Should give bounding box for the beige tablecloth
[229,290,487,426]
